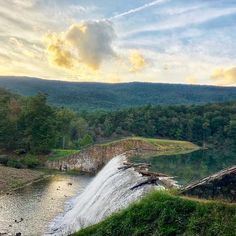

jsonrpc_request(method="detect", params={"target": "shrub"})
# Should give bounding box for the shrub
[7,159,24,169]
[22,155,40,168]
[0,155,9,165]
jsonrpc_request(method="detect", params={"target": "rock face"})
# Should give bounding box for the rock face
[45,139,160,174]
[182,166,236,202]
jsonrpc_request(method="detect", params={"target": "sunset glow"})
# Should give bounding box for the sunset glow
[0,0,236,85]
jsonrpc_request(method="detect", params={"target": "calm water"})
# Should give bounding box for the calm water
[0,174,92,236]
[132,148,236,186]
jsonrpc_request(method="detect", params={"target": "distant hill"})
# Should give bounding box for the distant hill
[0,76,236,111]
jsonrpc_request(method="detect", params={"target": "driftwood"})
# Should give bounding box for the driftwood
[118,162,151,170]
[120,160,176,190]
[130,177,159,190]
[137,170,169,178]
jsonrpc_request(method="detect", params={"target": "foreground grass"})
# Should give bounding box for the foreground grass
[73,191,236,236]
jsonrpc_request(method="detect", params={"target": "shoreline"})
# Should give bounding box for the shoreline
[0,165,50,195]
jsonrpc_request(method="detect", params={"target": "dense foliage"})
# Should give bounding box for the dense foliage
[1,76,236,111]
[1,88,236,154]
[83,103,236,147]
[73,191,236,236]
[0,88,92,153]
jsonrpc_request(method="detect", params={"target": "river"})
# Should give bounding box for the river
[0,174,92,236]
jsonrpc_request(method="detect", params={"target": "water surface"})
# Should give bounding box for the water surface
[0,174,92,236]
[132,148,236,186]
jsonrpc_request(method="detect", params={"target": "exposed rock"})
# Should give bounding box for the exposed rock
[46,139,160,174]
[182,165,236,202]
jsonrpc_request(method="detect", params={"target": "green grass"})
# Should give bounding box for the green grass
[99,137,199,156]
[47,149,79,161]
[72,191,236,236]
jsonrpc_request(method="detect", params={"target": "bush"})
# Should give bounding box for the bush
[7,159,24,169]
[79,134,94,148]
[22,155,40,168]
[0,155,9,165]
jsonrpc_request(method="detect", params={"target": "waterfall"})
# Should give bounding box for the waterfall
[46,155,163,236]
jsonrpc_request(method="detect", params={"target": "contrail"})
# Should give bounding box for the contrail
[109,0,170,20]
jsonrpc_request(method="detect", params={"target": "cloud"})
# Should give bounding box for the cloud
[109,0,169,20]
[11,0,38,8]
[129,50,146,72]
[211,67,236,86]
[123,7,236,37]
[44,33,75,69]
[44,20,116,71]
[65,20,116,70]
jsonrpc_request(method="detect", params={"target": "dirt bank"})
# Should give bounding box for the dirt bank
[0,165,44,193]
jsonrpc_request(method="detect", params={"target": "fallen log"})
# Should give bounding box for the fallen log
[137,170,169,177]
[130,177,159,190]
[118,162,151,170]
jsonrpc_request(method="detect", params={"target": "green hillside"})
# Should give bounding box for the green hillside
[73,191,236,236]
[1,76,236,111]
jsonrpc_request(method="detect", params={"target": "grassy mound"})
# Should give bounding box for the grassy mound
[98,137,199,156]
[72,191,236,236]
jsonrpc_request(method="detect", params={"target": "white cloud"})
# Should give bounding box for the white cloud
[44,20,116,70]
[109,0,170,20]
[123,7,236,37]
[65,20,116,69]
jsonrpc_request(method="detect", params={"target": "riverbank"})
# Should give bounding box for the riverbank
[73,191,236,236]
[0,165,45,193]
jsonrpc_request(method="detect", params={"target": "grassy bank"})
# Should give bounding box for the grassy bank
[47,149,79,161]
[99,137,199,156]
[0,165,44,193]
[73,191,236,236]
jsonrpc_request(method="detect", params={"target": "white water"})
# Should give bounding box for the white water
[47,155,163,236]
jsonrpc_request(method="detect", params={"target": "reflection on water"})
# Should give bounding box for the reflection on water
[132,149,236,186]
[0,174,92,236]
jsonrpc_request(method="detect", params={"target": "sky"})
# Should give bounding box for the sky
[0,0,236,86]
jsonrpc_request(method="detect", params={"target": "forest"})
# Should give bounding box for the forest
[83,102,236,147]
[1,76,236,111]
[1,87,236,155]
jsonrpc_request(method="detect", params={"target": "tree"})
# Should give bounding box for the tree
[18,93,56,153]
[55,108,76,149]
[79,134,93,148]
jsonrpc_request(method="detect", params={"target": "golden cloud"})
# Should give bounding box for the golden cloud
[44,20,115,71]
[211,67,236,85]
[129,50,146,72]
[44,33,75,69]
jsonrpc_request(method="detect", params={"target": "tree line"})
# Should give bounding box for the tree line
[82,103,236,148]
[0,88,93,153]
[1,88,236,154]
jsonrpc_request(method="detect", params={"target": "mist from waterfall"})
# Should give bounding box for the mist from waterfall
[46,155,163,236]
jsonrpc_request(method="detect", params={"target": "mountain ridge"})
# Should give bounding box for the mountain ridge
[1,76,236,111]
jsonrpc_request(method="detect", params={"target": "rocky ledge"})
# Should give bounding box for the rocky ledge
[182,165,236,202]
[45,138,161,174]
